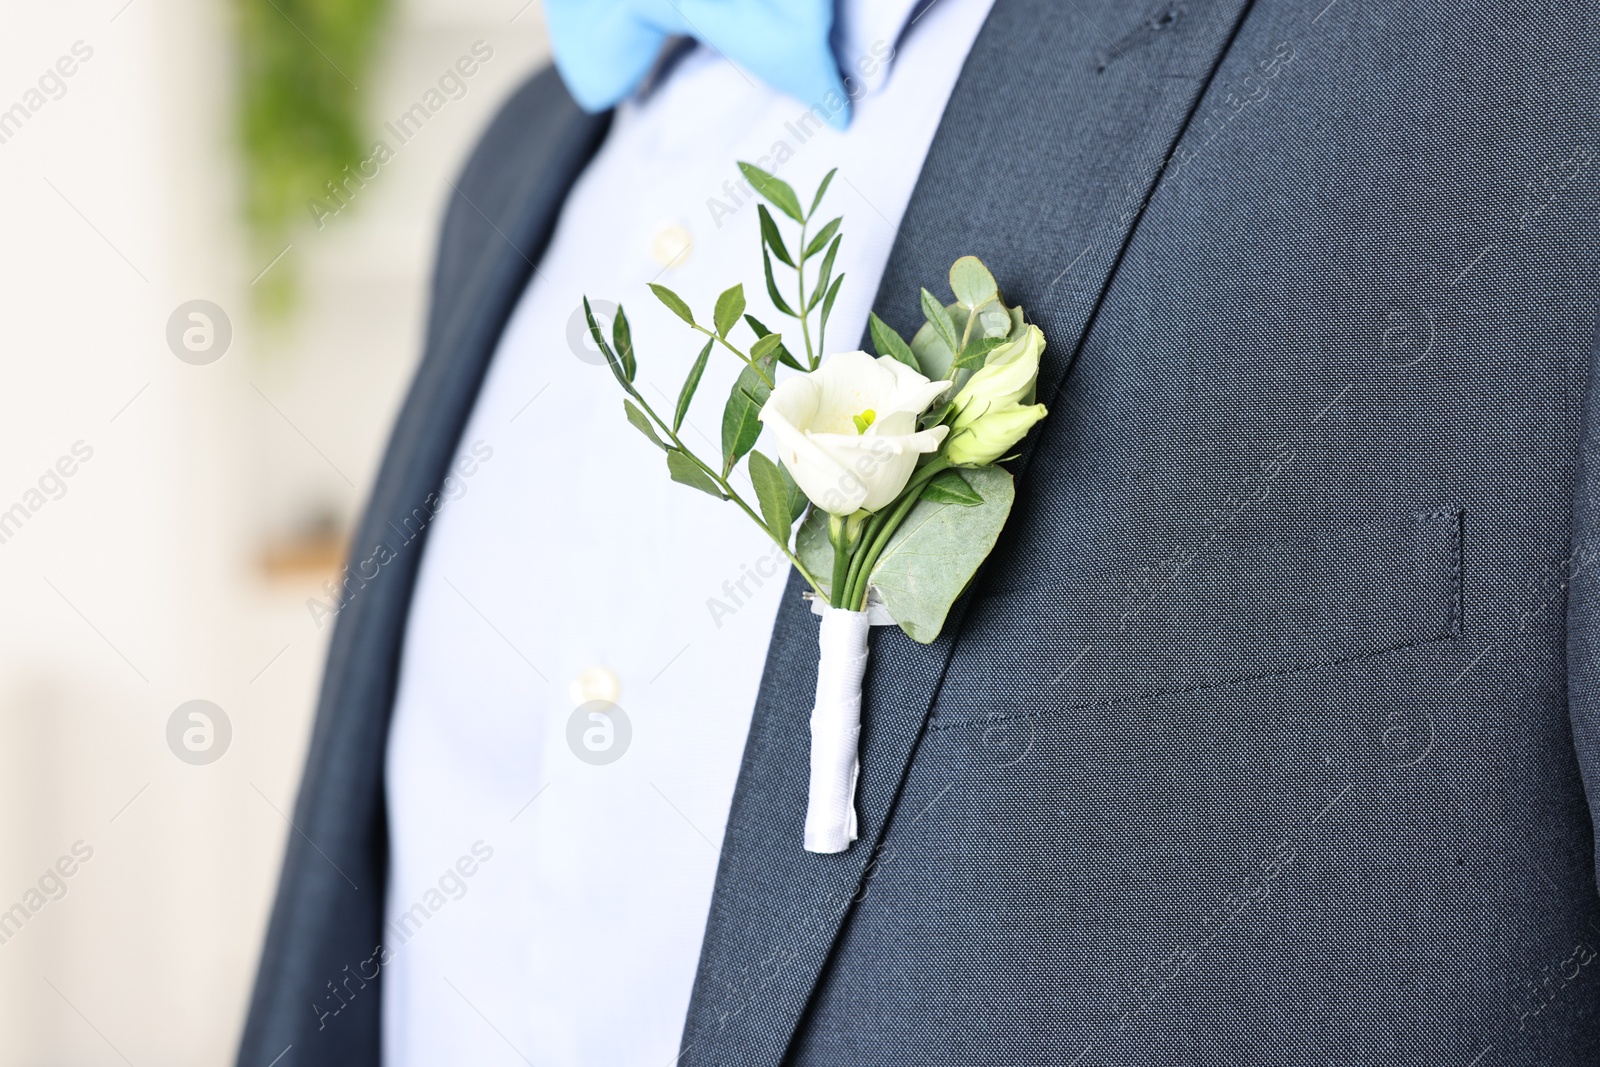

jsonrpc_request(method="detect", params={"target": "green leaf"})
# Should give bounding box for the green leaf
[910,319,955,382]
[624,398,667,450]
[947,302,970,340]
[750,332,784,363]
[808,167,837,219]
[674,338,713,432]
[612,303,637,381]
[781,461,807,521]
[920,400,954,430]
[808,235,842,312]
[748,450,799,542]
[584,296,628,390]
[713,284,746,339]
[666,449,725,498]
[820,273,844,335]
[758,204,794,267]
[869,466,1015,643]
[953,334,1009,371]
[763,247,797,317]
[738,161,803,222]
[920,287,959,356]
[648,283,695,325]
[918,468,983,506]
[913,297,1023,388]
[972,299,1013,339]
[804,216,842,259]
[745,314,804,371]
[869,312,920,372]
[796,507,834,598]
[720,349,776,475]
[949,255,1000,309]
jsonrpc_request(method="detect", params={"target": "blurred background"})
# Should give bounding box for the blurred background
[0,0,550,1061]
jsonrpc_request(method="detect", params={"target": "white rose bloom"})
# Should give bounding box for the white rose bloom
[760,350,950,516]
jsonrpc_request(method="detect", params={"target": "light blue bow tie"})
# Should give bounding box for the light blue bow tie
[545,0,851,129]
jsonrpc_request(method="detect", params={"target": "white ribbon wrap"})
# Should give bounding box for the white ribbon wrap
[804,607,871,854]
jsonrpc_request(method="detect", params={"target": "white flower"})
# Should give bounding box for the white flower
[760,351,950,515]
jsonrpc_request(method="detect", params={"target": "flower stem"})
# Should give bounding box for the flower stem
[839,517,875,606]
[827,513,851,609]
[796,220,816,369]
[692,325,774,388]
[842,456,952,611]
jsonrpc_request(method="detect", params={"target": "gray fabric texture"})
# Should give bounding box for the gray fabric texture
[239,1,1600,1063]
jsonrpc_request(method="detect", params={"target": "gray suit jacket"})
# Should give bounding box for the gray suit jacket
[240,0,1600,1062]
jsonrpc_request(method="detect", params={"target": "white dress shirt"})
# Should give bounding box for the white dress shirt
[381,1,995,1062]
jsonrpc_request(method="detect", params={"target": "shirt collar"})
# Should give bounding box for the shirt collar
[637,0,932,113]
[832,0,932,98]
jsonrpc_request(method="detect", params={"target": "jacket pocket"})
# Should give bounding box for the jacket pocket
[933,507,1463,724]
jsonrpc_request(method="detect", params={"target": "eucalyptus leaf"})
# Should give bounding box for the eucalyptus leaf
[666,449,725,498]
[758,204,794,267]
[918,468,983,506]
[920,287,959,357]
[809,167,837,218]
[949,255,1000,309]
[973,299,1013,339]
[612,303,637,381]
[1007,303,1026,336]
[948,302,971,339]
[913,296,1020,388]
[910,318,955,381]
[624,398,667,450]
[869,466,1015,643]
[796,507,834,598]
[713,284,746,339]
[763,248,797,316]
[745,314,804,371]
[648,283,695,326]
[738,161,803,222]
[869,312,919,372]
[748,450,798,542]
[804,217,842,260]
[720,350,776,475]
[674,338,713,431]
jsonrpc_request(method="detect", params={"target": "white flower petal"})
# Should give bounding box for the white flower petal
[876,354,952,414]
[762,390,867,515]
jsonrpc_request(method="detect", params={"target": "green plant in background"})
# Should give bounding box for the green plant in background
[235,0,391,315]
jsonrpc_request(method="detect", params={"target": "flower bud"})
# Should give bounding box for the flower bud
[945,325,1048,465]
[956,324,1043,414]
[946,402,1047,465]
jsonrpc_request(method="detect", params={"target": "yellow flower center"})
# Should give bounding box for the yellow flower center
[851,409,876,435]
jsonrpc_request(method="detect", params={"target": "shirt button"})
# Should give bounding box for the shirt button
[569,665,622,706]
[650,222,692,270]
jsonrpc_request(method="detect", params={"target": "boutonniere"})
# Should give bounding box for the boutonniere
[584,164,1048,853]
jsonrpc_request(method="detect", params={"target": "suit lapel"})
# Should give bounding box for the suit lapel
[679,0,1259,1062]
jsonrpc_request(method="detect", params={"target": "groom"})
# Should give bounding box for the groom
[240,0,1600,1063]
